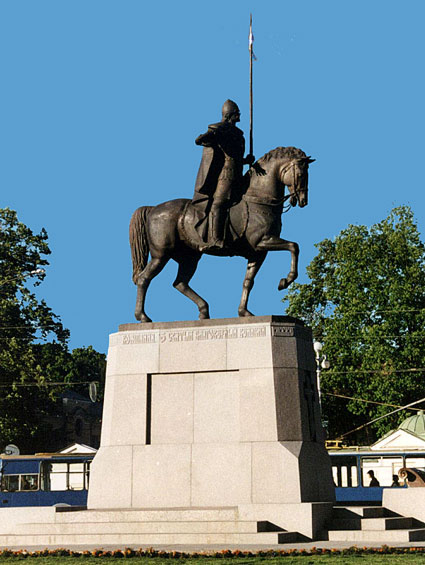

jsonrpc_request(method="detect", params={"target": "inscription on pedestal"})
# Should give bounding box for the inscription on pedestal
[122,333,157,344]
[272,326,294,337]
[110,325,268,347]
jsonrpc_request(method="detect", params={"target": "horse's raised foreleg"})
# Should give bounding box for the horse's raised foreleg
[135,256,169,322]
[256,237,299,290]
[173,254,210,320]
[238,253,267,317]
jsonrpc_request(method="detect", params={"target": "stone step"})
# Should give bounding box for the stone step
[0,531,297,547]
[56,507,239,523]
[14,520,262,536]
[332,506,397,519]
[2,510,302,546]
[328,528,425,543]
[362,517,414,531]
[327,516,414,531]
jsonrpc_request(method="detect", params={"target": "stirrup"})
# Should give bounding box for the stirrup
[200,239,225,252]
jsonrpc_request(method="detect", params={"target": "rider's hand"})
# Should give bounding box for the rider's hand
[245,154,255,165]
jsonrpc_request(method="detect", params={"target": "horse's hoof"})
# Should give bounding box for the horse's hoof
[199,307,210,320]
[278,278,288,291]
[238,309,254,317]
[139,314,152,323]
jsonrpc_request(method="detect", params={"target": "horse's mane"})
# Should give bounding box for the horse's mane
[241,146,307,194]
[256,146,307,166]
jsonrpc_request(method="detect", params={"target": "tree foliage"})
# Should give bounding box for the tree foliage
[285,206,425,443]
[0,208,105,453]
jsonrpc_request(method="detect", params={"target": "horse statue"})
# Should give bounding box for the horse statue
[129,146,314,322]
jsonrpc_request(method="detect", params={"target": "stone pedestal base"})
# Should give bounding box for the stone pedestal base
[88,316,334,538]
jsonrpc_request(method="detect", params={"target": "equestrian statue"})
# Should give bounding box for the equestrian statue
[129,99,314,322]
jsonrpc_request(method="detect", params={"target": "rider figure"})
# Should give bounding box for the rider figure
[193,100,255,251]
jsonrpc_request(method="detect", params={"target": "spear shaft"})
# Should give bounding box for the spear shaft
[249,13,254,158]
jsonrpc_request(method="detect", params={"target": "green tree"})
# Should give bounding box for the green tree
[34,344,106,399]
[0,208,105,452]
[285,206,425,444]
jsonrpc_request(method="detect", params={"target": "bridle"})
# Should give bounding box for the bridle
[280,160,308,213]
[243,157,309,210]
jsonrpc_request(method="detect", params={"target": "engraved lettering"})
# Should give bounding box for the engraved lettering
[239,327,266,338]
[164,330,194,342]
[116,325,268,345]
[194,328,239,340]
[272,326,294,337]
[122,333,157,345]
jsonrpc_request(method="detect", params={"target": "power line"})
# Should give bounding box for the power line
[325,367,425,375]
[297,308,425,320]
[336,396,425,440]
[337,308,425,315]
[359,335,425,340]
[0,324,58,331]
[324,392,423,411]
[0,381,98,388]
[0,336,55,341]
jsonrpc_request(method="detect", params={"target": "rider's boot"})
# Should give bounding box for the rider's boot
[199,206,226,251]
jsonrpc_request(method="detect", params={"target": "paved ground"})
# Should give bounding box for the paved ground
[2,541,425,552]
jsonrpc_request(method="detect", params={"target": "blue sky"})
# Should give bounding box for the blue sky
[1,1,424,354]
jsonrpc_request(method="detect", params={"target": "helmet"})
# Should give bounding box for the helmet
[222,99,240,119]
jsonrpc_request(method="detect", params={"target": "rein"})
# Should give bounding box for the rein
[282,160,308,213]
[244,159,306,212]
[243,193,292,208]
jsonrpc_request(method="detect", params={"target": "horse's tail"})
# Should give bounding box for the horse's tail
[129,206,154,284]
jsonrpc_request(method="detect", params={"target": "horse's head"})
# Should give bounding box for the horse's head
[245,147,315,209]
[280,156,315,208]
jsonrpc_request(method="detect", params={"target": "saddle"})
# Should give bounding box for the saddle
[179,197,248,254]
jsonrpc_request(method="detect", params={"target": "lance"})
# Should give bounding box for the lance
[248,14,254,159]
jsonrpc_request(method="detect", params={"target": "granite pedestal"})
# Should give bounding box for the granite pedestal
[87,316,334,539]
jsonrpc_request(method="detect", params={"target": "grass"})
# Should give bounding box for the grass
[1,555,425,565]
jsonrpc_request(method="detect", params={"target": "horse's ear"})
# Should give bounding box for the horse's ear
[306,157,316,164]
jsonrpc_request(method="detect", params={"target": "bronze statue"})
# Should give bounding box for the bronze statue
[130,145,314,322]
[193,100,255,250]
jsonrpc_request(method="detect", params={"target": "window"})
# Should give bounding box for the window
[75,419,83,437]
[1,474,39,491]
[361,456,403,487]
[405,456,425,470]
[68,463,85,490]
[20,474,39,491]
[331,456,358,487]
[49,461,88,491]
[50,463,68,491]
[1,475,19,492]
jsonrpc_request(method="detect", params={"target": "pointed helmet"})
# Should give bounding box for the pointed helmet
[222,99,240,119]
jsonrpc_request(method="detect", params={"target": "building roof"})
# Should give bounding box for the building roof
[371,410,425,450]
[398,410,425,438]
[59,443,97,454]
